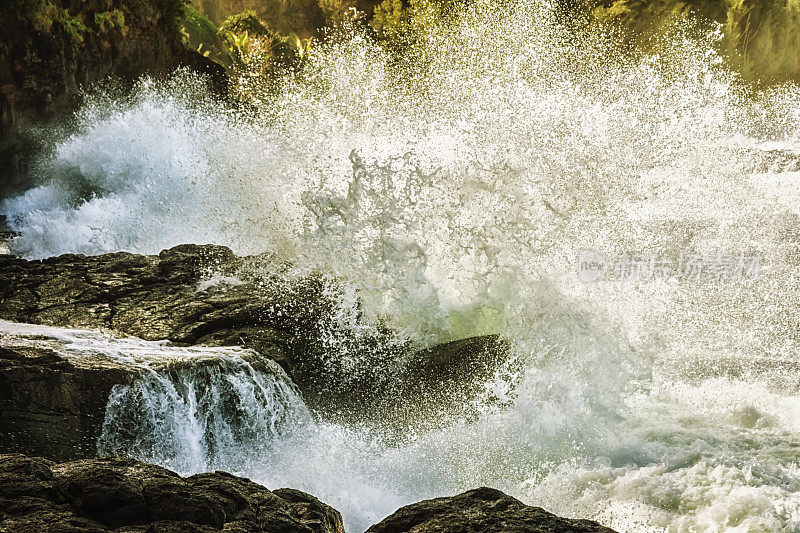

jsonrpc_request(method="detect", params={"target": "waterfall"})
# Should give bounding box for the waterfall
[97,356,312,476]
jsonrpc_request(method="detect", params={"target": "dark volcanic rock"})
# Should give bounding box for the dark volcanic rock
[0,453,344,532]
[0,344,139,462]
[366,487,616,533]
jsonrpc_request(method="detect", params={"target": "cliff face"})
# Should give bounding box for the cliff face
[0,0,225,199]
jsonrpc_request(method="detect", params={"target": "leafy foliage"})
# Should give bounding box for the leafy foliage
[211,10,310,102]
[219,11,273,37]
[317,0,359,26]
[371,0,441,47]
[181,5,218,52]
[31,3,87,43]
[94,9,126,33]
[0,0,88,43]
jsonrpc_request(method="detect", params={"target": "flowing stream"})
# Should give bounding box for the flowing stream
[3,0,800,530]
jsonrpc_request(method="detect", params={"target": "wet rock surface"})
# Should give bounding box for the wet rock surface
[0,247,614,532]
[0,245,305,368]
[0,454,344,532]
[366,487,617,533]
[0,343,139,461]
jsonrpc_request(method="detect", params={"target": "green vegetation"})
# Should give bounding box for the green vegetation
[181,5,218,52]
[317,0,358,25]
[1,0,181,42]
[192,11,311,101]
[219,10,273,37]
[371,0,441,44]
[218,12,309,70]
[591,0,800,83]
[94,9,126,34]
[32,3,87,43]
[1,0,88,43]
[7,0,800,108]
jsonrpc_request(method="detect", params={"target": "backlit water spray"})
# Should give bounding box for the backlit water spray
[3,0,800,530]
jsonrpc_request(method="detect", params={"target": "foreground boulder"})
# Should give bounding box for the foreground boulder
[367,487,616,533]
[0,454,344,532]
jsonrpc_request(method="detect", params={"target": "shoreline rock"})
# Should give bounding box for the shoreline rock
[0,246,614,532]
[367,487,616,533]
[0,454,616,533]
[0,343,140,462]
[0,325,304,462]
[0,453,345,532]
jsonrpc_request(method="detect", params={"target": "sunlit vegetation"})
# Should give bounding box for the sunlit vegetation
[187,0,325,38]
[1,0,88,43]
[94,9,126,34]
[187,10,310,101]
[1,0,184,42]
[317,0,359,26]
[181,5,219,54]
[218,11,308,71]
[219,9,272,35]
[591,0,800,83]
[7,0,800,104]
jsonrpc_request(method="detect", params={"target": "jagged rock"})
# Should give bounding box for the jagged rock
[366,487,616,533]
[0,245,302,368]
[0,454,345,532]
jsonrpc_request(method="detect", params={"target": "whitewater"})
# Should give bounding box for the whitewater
[3,0,800,530]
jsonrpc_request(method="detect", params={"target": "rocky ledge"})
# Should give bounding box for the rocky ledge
[0,341,140,462]
[0,245,513,446]
[0,453,344,532]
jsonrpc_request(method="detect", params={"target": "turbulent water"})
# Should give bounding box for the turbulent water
[3,0,800,530]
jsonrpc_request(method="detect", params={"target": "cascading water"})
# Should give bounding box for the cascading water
[97,356,312,476]
[3,0,800,530]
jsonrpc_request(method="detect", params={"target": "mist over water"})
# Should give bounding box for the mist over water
[4,0,800,530]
